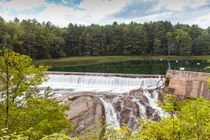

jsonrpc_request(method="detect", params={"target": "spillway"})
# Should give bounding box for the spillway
[40,72,168,132]
[40,72,165,96]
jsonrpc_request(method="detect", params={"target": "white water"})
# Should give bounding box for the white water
[98,96,121,130]
[40,74,164,96]
[131,97,146,117]
[40,73,167,131]
[142,90,169,118]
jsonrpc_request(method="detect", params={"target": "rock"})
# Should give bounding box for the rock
[130,90,149,105]
[146,106,155,118]
[123,98,139,116]
[120,109,132,124]
[58,89,164,135]
[60,93,104,137]
[113,100,122,112]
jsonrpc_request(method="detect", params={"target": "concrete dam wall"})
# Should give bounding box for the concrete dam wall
[166,70,210,99]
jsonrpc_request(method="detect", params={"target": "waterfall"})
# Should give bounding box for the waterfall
[40,72,167,131]
[131,97,146,117]
[98,96,121,130]
[40,74,164,96]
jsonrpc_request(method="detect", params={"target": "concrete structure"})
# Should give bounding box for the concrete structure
[166,70,210,99]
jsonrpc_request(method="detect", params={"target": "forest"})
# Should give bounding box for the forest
[0,17,210,60]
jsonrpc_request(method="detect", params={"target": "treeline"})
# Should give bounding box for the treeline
[0,17,210,59]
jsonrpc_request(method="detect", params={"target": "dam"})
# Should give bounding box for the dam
[40,71,168,134]
[41,71,165,96]
[40,71,209,135]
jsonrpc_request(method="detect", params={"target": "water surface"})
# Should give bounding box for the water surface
[50,60,209,74]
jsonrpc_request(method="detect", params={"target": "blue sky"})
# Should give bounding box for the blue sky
[0,0,209,28]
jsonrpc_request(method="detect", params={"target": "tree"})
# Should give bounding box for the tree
[0,48,47,129]
[166,32,177,55]
[175,29,192,55]
[1,18,210,57]
[153,39,162,55]
[196,31,210,55]
[189,24,202,55]
[0,49,72,138]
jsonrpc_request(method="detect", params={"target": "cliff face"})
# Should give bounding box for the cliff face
[166,70,210,99]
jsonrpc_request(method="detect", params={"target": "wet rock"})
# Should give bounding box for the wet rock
[104,94,116,100]
[113,101,122,112]
[123,98,139,116]
[130,90,149,105]
[120,109,132,124]
[146,106,155,118]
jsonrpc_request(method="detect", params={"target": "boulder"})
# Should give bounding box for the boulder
[60,93,104,137]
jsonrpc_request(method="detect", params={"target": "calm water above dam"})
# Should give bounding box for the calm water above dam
[50,60,210,74]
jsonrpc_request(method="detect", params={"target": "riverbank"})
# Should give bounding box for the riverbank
[34,56,210,67]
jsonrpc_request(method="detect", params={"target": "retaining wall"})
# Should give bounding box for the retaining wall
[166,70,210,99]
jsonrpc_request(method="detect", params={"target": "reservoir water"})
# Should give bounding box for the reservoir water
[50,60,209,74]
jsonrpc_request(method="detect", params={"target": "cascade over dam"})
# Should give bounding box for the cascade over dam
[40,72,168,135]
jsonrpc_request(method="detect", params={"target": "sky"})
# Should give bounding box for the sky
[0,0,210,28]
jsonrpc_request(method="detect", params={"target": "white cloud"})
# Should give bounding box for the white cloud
[0,0,46,11]
[0,0,209,28]
[0,0,75,26]
[61,0,68,5]
[191,13,210,28]
[190,0,206,8]
[113,11,173,24]
[0,0,129,26]
[157,0,207,11]
[20,3,76,26]
[78,0,128,22]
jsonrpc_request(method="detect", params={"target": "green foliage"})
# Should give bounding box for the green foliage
[0,17,209,58]
[0,129,77,140]
[0,49,73,139]
[138,97,210,140]
[157,94,177,115]
[153,39,162,55]
[41,133,79,140]
[7,97,72,138]
[205,66,210,89]
[0,49,49,100]
[165,78,170,86]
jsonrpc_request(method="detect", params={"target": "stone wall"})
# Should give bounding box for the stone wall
[166,70,210,99]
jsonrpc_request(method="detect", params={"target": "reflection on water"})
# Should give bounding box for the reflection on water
[50,60,210,74]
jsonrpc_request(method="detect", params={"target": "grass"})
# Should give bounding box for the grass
[34,55,210,67]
